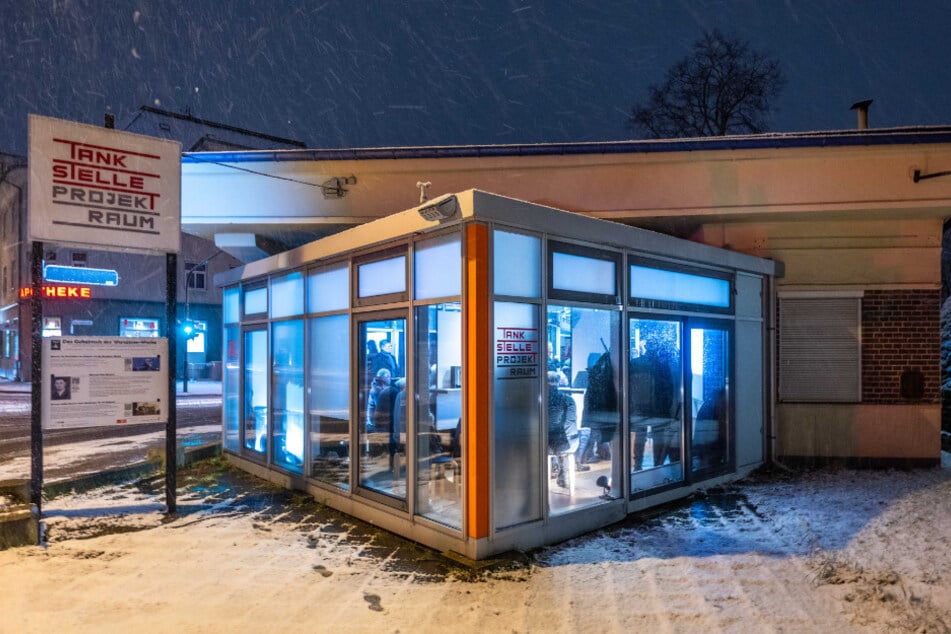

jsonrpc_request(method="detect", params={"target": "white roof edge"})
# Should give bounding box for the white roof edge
[215,189,775,286]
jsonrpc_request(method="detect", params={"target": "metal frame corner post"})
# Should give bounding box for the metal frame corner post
[166,252,177,513]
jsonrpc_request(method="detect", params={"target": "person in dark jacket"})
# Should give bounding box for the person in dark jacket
[389,378,408,468]
[580,351,618,464]
[365,339,380,385]
[629,337,674,470]
[375,339,399,378]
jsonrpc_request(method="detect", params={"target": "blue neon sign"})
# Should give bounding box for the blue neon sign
[44,265,119,286]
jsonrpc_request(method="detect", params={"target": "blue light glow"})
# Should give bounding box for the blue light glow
[630,265,730,308]
[44,264,119,286]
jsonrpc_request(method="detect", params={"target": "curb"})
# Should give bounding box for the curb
[44,442,223,499]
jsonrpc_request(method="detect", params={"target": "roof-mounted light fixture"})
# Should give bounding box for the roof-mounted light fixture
[417,194,459,222]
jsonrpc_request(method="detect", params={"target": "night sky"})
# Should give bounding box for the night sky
[2,0,950,156]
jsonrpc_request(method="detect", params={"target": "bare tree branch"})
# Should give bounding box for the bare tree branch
[629,30,785,138]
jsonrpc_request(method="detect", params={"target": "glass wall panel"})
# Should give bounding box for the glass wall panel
[546,305,621,515]
[552,252,616,295]
[271,320,304,473]
[690,327,730,473]
[414,234,461,300]
[358,256,406,297]
[244,286,267,316]
[222,325,240,452]
[307,265,348,313]
[493,301,542,529]
[415,302,463,529]
[630,265,730,308]
[629,318,684,495]
[309,314,350,489]
[223,287,239,324]
[270,271,304,318]
[243,329,268,455]
[357,317,407,502]
[493,231,540,298]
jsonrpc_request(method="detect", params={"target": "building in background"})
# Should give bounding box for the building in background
[185,126,951,467]
[0,107,304,382]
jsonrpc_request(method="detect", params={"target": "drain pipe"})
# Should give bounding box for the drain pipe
[850,99,873,130]
[767,274,778,465]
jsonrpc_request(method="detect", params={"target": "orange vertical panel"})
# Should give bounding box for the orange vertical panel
[465,223,490,539]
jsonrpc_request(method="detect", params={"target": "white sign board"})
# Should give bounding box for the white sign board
[42,337,169,429]
[28,114,181,254]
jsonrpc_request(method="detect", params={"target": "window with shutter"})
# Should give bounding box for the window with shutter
[779,294,861,402]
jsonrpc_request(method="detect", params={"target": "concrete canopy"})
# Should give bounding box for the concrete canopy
[181,127,951,263]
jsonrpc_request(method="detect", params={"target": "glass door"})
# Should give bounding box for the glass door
[546,304,621,515]
[628,318,684,495]
[689,325,731,475]
[271,320,304,473]
[414,302,463,529]
[243,328,268,457]
[357,315,408,505]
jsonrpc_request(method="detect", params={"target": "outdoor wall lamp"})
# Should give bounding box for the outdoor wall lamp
[320,175,356,199]
[913,168,951,183]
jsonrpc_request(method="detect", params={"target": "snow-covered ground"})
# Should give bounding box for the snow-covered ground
[0,424,221,483]
[1,453,948,633]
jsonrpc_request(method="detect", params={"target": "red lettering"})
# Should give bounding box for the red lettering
[18,285,92,299]
[57,162,147,191]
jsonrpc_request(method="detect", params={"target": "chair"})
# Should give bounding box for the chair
[419,432,459,495]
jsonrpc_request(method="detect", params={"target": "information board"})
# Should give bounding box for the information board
[41,337,169,429]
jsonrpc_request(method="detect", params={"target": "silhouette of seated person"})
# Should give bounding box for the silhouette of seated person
[547,371,578,488]
[448,419,462,459]
[366,368,392,435]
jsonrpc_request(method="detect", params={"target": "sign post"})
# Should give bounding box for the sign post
[28,115,181,524]
[166,253,177,513]
[29,242,43,514]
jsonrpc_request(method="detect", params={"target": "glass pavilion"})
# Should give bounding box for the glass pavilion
[218,190,776,559]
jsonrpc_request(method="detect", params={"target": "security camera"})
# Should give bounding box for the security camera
[417,194,459,222]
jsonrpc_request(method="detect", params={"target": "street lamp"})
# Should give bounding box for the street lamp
[182,250,224,393]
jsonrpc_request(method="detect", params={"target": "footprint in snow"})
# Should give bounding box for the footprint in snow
[364,593,384,612]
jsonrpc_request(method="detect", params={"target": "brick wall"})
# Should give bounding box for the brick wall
[862,289,940,404]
